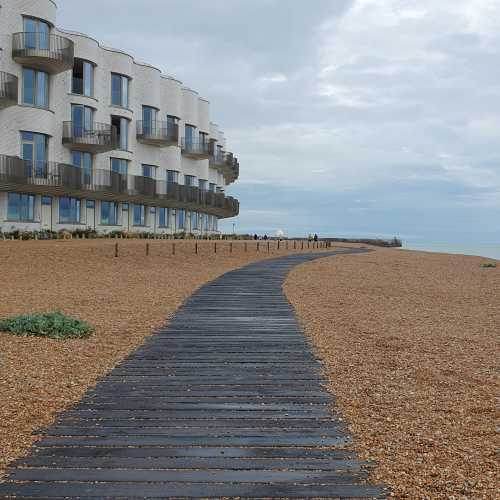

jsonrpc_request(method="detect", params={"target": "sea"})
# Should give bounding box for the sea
[403,242,500,261]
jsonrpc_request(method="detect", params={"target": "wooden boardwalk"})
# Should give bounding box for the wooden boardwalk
[0,250,385,499]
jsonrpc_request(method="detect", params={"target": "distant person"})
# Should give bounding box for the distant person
[253,234,258,240]
[263,234,268,240]
[314,234,318,242]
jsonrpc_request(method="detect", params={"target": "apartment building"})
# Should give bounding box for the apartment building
[0,0,239,235]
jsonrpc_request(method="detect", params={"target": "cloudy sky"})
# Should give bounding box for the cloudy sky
[59,0,500,244]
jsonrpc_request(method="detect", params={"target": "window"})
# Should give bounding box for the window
[167,170,178,184]
[111,116,129,151]
[86,200,95,209]
[167,115,178,139]
[191,211,198,230]
[185,124,195,146]
[122,203,129,211]
[41,196,52,206]
[111,158,128,175]
[184,175,196,187]
[178,209,185,229]
[216,145,223,161]
[23,17,50,50]
[133,204,146,226]
[72,151,93,184]
[199,179,208,191]
[21,131,47,177]
[72,104,93,137]
[22,68,48,108]
[203,213,209,231]
[142,165,155,178]
[7,193,35,221]
[209,183,216,193]
[159,207,168,227]
[111,73,129,107]
[59,197,81,223]
[101,201,118,225]
[72,59,94,97]
[199,132,208,146]
[142,106,157,135]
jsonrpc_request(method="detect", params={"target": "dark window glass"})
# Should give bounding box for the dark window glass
[178,209,185,229]
[86,200,95,209]
[59,197,81,223]
[21,131,47,177]
[72,59,94,97]
[22,68,48,108]
[167,170,178,184]
[185,125,195,145]
[111,116,129,151]
[133,205,146,226]
[111,73,129,107]
[101,201,118,225]
[184,175,196,187]
[209,183,216,193]
[111,158,128,175]
[41,196,52,206]
[7,193,35,221]
[142,165,155,178]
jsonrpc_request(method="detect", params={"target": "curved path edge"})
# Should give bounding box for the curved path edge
[0,249,386,499]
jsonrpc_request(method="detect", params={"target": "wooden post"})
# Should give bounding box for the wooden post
[230,242,233,253]
[195,242,198,254]
[286,241,289,250]
[301,241,304,250]
[115,242,118,258]
[257,242,260,252]
[294,240,296,250]
[214,242,217,254]
[172,242,176,255]
[267,241,270,253]
[277,240,280,250]
[146,243,150,256]
[244,242,247,252]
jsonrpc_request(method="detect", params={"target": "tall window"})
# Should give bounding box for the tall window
[59,197,81,223]
[72,151,93,184]
[7,193,35,221]
[101,201,118,225]
[72,59,94,97]
[167,115,178,139]
[199,179,208,191]
[178,209,185,229]
[111,116,129,151]
[184,175,196,187]
[167,170,178,184]
[21,131,47,177]
[72,104,93,137]
[209,183,216,193]
[111,73,129,107]
[199,132,208,147]
[185,124,195,146]
[133,205,146,226]
[191,211,198,230]
[23,17,50,50]
[216,144,223,161]
[142,164,155,178]
[22,68,48,108]
[159,207,169,227]
[142,106,157,135]
[111,158,128,175]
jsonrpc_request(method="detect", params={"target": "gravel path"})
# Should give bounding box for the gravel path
[0,250,384,499]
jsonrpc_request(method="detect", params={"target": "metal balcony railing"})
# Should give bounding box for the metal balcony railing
[181,139,210,159]
[62,122,118,153]
[136,121,179,147]
[12,32,74,74]
[0,155,239,218]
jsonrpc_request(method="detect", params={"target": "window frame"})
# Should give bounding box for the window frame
[59,196,81,224]
[7,192,35,221]
[22,67,49,108]
[111,73,130,108]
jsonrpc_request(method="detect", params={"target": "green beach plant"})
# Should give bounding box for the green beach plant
[0,312,94,339]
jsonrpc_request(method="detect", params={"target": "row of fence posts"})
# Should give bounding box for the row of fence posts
[113,240,331,258]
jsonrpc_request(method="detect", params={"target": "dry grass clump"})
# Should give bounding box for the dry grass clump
[0,238,329,475]
[284,249,499,499]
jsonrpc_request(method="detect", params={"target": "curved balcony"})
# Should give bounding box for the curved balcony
[0,155,238,219]
[62,122,118,153]
[0,72,18,109]
[136,121,179,147]
[181,139,210,160]
[12,33,74,74]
